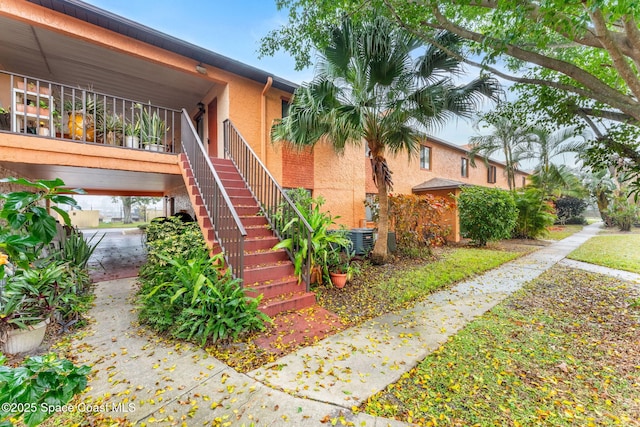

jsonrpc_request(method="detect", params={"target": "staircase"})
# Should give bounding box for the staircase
[179,154,316,317]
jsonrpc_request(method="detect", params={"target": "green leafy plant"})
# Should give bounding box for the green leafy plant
[0,353,90,427]
[554,196,588,225]
[273,193,351,284]
[512,188,556,239]
[139,219,270,345]
[458,186,518,246]
[607,194,639,232]
[139,251,270,345]
[136,104,168,146]
[0,178,88,341]
[0,177,82,268]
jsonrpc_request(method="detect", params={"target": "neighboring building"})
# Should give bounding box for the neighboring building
[0,0,527,314]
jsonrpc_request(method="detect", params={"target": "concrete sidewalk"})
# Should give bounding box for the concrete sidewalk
[72,222,623,426]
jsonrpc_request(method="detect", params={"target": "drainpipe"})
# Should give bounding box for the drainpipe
[261,77,273,160]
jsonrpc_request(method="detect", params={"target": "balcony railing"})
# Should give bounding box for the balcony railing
[182,111,247,281]
[224,120,313,290]
[0,71,179,152]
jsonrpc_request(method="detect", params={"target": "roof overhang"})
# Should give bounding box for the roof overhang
[412,178,471,193]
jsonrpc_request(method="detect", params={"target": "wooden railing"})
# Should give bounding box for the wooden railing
[1,71,179,152]
[223,120,313,290]
[181,111,246,280]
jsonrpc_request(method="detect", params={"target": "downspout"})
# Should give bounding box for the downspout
[261,77,273,160]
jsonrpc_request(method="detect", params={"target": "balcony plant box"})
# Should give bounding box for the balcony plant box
[16,80,50,96]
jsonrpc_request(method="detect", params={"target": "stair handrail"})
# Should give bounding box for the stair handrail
[223,119,313,291]
[181,110,246,281]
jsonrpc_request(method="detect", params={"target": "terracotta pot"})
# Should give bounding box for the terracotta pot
[329,272,347,289]
[2,320,48,354]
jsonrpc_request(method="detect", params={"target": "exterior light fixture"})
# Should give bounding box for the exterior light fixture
[195,64,207,74]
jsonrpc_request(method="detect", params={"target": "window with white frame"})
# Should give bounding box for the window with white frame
[420,145,432,170]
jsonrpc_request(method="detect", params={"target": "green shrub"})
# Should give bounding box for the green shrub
[458,187,517,246]
[608,195,639,232]
[0,353,90,427]
[512,189,556,239]
[554,196,587,225]
[140,217,207,281]
[138,220,270,345]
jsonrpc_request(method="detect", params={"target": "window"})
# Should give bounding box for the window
[461,158,469,178]
[365,193,377,221]
[487,165,497,184]
[282,99,291,118]
[420,145,432,170]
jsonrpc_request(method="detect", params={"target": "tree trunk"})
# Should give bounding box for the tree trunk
[121,196,133,224]
[371,178,389,264]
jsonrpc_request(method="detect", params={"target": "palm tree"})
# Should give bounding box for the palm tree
[468,112,532,190]
[272,17,500,263]
[527,126,589,172]
[524,126,590,197]
[528,164,586,199]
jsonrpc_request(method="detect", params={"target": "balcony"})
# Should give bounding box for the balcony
[0,71,181,153]
[0,71,189,195]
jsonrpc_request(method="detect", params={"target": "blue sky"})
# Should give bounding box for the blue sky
[83,0,315,84]
[82,0,486,146]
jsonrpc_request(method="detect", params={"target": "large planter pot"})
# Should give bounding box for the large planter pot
[145,143,164,152]
[2,320,48,354]
[329,272,347,289]
[125,135,139,149]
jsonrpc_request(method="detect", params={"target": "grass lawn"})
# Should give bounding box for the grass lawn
[546,224,584,240]
[206,245,532,372]
[95,221,147,229]
[568,234,640,273]
[363,267,640,426]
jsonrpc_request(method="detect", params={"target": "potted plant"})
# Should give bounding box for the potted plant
[64,92,103,142]
[324,246,354,289]
[273,193,352,285]
[124,120,140,149]
[0,177,82,353]
[137,104,168,151]
[17,80,50,96]
[103,113,124,146]
[0,107,9,131]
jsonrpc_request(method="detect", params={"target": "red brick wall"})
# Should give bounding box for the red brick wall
[282,145,314,189]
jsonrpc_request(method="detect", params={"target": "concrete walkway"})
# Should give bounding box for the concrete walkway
[71,222,631,426]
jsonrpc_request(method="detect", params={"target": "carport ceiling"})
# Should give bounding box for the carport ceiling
[0,15,213,111]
